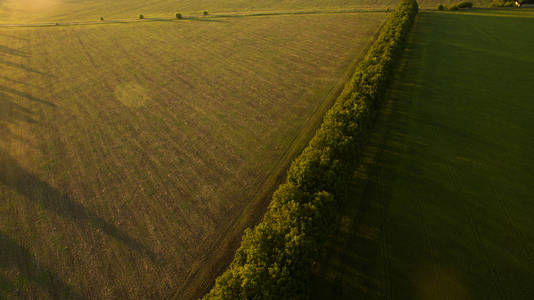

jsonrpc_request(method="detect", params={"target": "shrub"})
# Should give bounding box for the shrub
[139,14,144,19]
[176,12,183,19]
[449,5,459,9]
[203,10,209,15]
[457,1,473,8]
[437,4,445,9]
[202,0,419,299]
[100,17,104,21]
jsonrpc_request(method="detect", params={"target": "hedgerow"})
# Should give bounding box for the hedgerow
[203,0,418,298]
[456,1,474,8]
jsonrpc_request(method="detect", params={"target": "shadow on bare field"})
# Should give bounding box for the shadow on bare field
[0,32,28,41]
[0,45,27,57]
[0,148,159,263]
[0,74,36,86]
[0,85,56,107]
[0,91,37,124]
[0,59,53,77]
[183,17,229,23]
[0,230,84,299]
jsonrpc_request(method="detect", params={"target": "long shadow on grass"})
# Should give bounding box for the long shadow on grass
[184,17,228,23]
[0,74,35,86]
[0,86,56,107]
[0,92,38,124]
[0,32,28,41]
[0,230,84,299]
[0,45,26,57]
[0,92,38,146]
[311,98,414,299]
[0,59,52,77]
[310,35,423,299]
[0,149,158,263]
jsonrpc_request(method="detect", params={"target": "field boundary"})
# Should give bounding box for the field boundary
[0,8,388,28]
[177,15,391,300]
[202,0,418,298]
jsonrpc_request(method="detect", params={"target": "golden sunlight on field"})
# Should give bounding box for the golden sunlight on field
[0,0,61,22]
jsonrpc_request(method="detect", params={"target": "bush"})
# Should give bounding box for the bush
[449,5,459,9]
[203,10,209,15]
[437,4,445,9]
[457,1,473,8]
[202,0,419,299]
[176,12,183,19]
[139,14,144,19]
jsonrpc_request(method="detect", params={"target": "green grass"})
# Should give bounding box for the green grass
[312,9,534,300]
[0,12,387,299]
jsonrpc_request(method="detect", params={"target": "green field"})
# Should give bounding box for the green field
[313,9,534,300]
[0,9,388,299]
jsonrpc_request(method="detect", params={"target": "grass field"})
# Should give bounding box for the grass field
[0,0,498,24]
[0,10,388,299]
[312,9,534,300]
[0,0,396,24]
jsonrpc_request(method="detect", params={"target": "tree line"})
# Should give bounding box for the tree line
[203,0,419,298]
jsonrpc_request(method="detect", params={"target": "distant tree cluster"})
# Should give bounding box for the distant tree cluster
[202,0,419,298]
[437,1,473,10]
[456,1,474,8]
[491,0,516,6]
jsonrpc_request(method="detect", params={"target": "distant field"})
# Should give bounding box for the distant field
[0,12,387,299]
[0,0,398,23]
[0,0,501,24]
[312,9,534,300]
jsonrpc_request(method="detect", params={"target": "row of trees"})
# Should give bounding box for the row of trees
[203,0,419,298]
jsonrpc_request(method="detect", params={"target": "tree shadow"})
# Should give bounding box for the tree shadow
[0,86,56,107]
[0,91,38,146]
[0,230,84,299]
[0,74,36,86]
[0,59,53,77]
[184,17,228,23]
[0,44,27,57]
[0,92,37,124]
[0,148,158,263]
[310,29,423,300]
[0,32,28,41]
